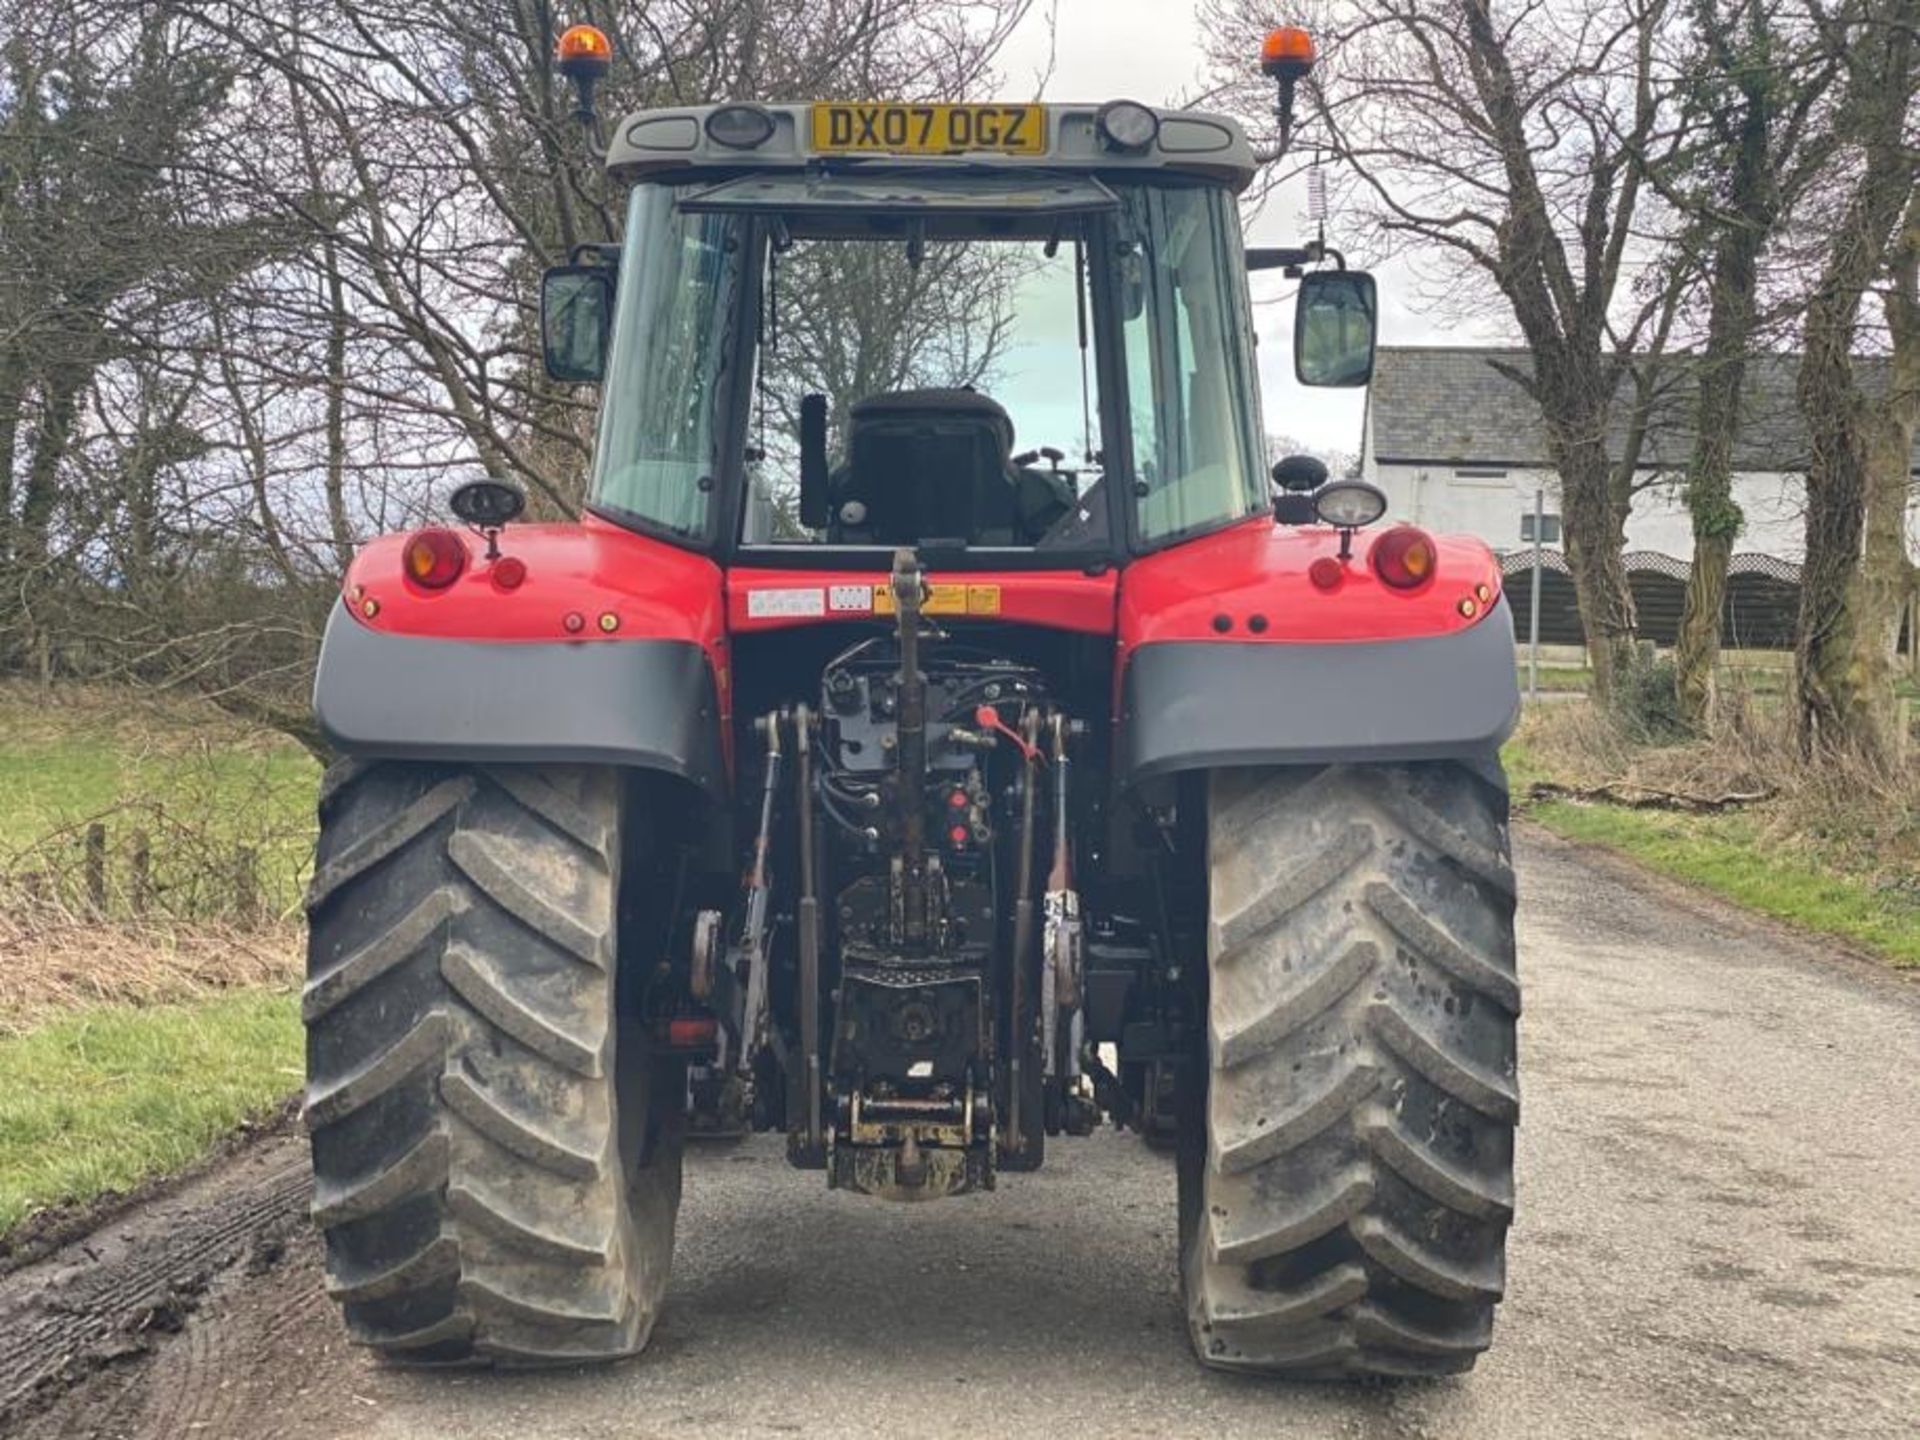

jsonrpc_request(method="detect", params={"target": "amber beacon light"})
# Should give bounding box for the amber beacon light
[555,24,612,78]
[555,23,613,142]
[1260,26,1316,158]
[1261,26,1317,80]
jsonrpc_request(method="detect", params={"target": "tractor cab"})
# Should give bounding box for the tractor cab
[540,99,1375,567]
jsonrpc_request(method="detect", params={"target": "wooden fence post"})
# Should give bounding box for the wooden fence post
[130,830,152,917]
[84,823,107,916]
[234,846,259,928]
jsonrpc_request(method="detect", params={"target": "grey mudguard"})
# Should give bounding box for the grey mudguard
[313,602,726,796]
[1120,598,1520,787]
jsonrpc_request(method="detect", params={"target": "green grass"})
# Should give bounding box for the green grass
[0,990,302,1239]
[0,683,319,916]
[0,687,312,1241]
[1517,663,1920,701]
[0,739,316,853]
[1518,665,1595,693]
[1506,719,1920,969]
[1521,799,1920,969]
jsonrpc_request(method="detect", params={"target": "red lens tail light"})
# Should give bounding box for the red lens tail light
[666,1015,717,1050]
[402,528,467,589]
[1371,526,1437,589]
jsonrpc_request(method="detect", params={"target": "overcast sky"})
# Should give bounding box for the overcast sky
[997,0,1506,459]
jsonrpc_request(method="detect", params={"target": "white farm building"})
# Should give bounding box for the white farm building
[1359,347,1920,650]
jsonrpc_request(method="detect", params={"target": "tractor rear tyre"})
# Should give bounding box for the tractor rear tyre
[303,761,683,1366]
[1182,763,1519,1378]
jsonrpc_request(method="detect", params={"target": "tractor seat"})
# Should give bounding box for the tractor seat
[829,390,1069,547]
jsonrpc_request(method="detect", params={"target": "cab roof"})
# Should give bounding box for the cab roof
[605,102,1259,193]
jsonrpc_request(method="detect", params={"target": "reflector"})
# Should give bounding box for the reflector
[667,1016,717,1048]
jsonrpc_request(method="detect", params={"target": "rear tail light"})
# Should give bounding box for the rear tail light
[1371,526,1437,589]
[403,529,466,589]
[666,1015,717,1050]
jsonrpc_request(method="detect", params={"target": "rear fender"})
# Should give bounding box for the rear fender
[1117,519,1518,787]
[317,516,730,796]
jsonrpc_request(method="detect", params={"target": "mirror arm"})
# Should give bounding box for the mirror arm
[1247,244,1315,273]
[1246,240,1346,276]
[569,242,621,267]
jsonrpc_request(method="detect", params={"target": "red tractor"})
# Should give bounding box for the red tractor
[304,26,1519,1379]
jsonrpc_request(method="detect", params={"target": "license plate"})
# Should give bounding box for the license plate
[810,103,1046,156]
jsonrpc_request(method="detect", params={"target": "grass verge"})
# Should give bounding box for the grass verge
[0,681,319,919]
[1507,705,1920,970]
[1521,799,1920,967]
[1516,661,1920,701]
[0,989,302,1240]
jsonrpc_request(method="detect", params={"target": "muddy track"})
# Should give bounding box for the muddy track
[0,1135,314,1436]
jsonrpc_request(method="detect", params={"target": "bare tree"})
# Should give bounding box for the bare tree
[1791,0,1919,767]
[1201,0,1692,705]
[4,0,1035,742]
[0,2,257,669]
[1667,0,1844,729]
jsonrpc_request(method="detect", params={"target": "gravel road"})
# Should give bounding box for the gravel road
[12,824,1920,1440]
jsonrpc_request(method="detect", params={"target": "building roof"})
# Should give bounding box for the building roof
[1369,347,1920,473]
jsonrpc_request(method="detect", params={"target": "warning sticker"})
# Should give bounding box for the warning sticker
[745,587,826,619]
[873,583,1001,617]
[828,584,874,613]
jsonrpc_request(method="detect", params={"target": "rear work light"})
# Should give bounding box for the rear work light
[403,528,467,589]
[1371,525,1437,590]
[706,104,776,149]
[1096,101,1160,153]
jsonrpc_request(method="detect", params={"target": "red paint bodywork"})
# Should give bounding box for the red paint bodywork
[340,511,1504,778]
[343,513,732,733]
[1115,517,1502,658]
[725,566,1119,635]
[345,514,725,650]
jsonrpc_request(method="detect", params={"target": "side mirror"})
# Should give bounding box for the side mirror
[1271,454,1328,492]
[1294,270,1377,388]
[1271,457,1326,523]
[541,265,613,383]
